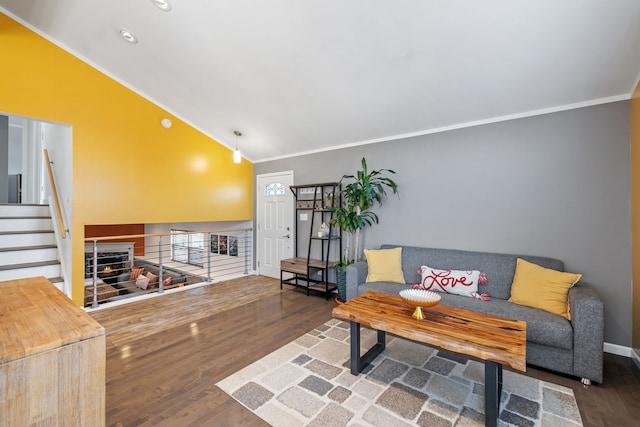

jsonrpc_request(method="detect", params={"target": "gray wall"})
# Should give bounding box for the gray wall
[8,120,22,175]
[255,101,632,347]
[0,115,8,202]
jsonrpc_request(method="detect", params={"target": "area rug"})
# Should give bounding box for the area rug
[217,319,583,427]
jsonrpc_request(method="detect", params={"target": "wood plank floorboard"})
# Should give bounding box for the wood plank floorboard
[92,276,640,427]
[89,277,287,349]
[94,276,334,427]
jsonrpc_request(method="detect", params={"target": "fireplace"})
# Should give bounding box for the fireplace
[84,242,135,281]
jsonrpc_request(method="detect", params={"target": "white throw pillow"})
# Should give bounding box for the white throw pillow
[415,265,489,300]
[136,274,150,290]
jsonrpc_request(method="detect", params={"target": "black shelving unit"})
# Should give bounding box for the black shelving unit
[280,182,342,299]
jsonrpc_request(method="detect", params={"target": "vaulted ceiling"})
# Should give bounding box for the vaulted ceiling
[2,0,640,163]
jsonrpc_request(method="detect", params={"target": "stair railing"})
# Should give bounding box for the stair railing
[44,149,71,297]
[44,149,68,238]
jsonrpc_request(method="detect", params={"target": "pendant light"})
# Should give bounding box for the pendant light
[233,131,242,164]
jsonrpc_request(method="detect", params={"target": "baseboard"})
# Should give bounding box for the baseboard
[604,342,632,357]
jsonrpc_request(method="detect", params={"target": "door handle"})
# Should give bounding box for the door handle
[282,234,290,239]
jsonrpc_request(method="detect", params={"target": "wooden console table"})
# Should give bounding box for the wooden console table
[0,277,106,426]
[280,257,337,298]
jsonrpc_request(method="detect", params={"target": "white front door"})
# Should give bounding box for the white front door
[257,171,294,278]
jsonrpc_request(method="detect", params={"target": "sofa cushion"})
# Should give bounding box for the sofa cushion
[509,258,581,319]
[381,244,564,300]
[356,283,573,350]
[437,293,573,350]
[117,272,130,283]
[364,248,405,283]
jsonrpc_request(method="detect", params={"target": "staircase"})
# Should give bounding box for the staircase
[0,204,64,291]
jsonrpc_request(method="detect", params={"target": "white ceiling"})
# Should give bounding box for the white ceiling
[2,0,640,163]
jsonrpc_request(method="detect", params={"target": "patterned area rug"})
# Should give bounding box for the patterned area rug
[217,319,583,427]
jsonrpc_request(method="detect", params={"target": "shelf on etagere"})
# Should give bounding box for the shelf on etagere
[280,182,342,299]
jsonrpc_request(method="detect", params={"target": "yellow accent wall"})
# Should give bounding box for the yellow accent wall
[632,81,640,355]
[0,13,254,305]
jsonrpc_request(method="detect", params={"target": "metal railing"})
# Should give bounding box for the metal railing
[84,228,252,308]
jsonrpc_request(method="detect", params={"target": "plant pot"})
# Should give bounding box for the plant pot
[336,267,347,302]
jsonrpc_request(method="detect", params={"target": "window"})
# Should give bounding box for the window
[210,234,219,253]
[229,236,238,257]
[171,230,188,263]
[171,229,205,266]
[211,234,239,257]
[265,182,285,196]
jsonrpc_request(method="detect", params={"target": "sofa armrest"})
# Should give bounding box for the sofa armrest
[346,261,368,301]
[569,284,604,383]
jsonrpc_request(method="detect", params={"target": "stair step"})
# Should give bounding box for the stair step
[0,230,55,235]
[0,231,55,248]
[0,204,49,217]
[0,260,60,271]
[50,281,65,294]
[0,261,61,282]
[0,204,63,288]
[0,217,53,232]
[0,216,51,219]
[0,246,58,265]
[0,244,57,252]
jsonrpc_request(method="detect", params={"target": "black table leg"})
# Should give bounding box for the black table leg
[349,322,385,375]
[485,360,503,427]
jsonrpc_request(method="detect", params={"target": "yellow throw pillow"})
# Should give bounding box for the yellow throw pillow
[364,248,405,284]
[508,258,581,319]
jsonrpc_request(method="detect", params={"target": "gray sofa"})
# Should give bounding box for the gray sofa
[346,244,604,384]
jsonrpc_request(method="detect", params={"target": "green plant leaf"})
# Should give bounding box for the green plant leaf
[329,157,399,265]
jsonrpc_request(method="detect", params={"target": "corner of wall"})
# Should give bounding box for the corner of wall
[631,80,640,354]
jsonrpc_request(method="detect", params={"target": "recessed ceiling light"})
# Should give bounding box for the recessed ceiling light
[119,29,138,44]
[151,0,171,11]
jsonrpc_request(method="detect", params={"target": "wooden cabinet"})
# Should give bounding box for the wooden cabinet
[280,182,341,299]
[0,277,106,426]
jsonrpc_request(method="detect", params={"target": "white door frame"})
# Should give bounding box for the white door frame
[256,170,294,277]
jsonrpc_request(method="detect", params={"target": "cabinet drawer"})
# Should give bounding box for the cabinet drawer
[281,258,308,274]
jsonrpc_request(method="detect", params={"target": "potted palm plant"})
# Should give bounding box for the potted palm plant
[328,157,399,301]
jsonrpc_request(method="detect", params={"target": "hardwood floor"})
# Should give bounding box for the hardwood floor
[91,276,640,427]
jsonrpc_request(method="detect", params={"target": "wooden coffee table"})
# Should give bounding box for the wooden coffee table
[332,291,526,427]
